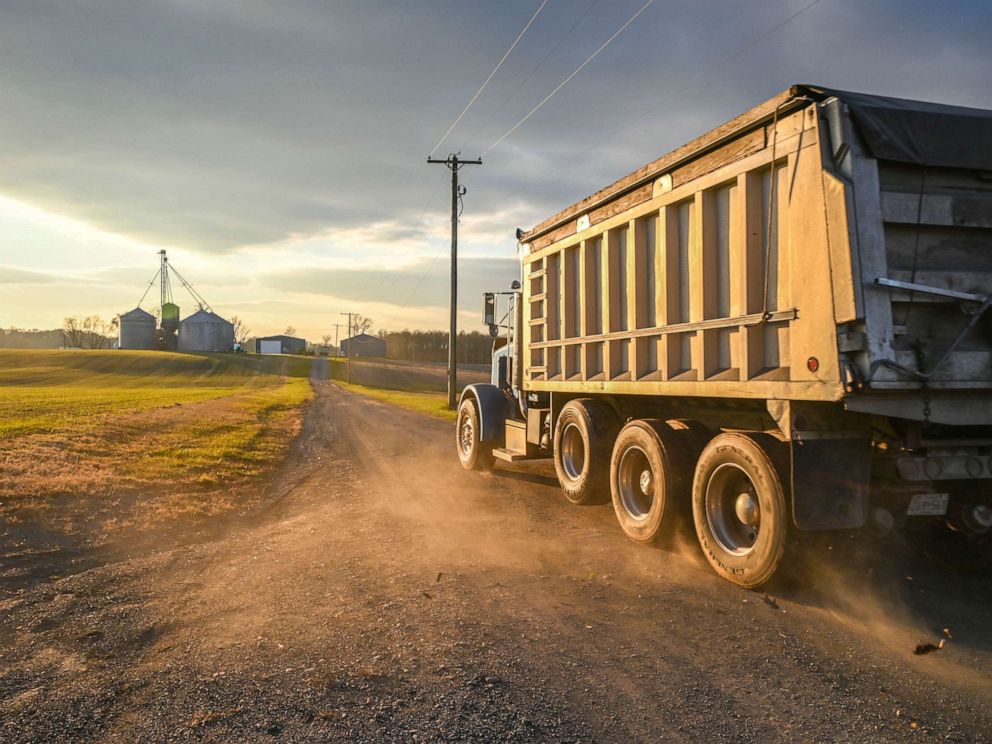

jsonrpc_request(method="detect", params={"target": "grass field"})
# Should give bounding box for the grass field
[0,350,314,521]
[336,381,457,421]
[325,357,486,421]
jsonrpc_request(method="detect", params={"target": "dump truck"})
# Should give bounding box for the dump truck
[455,84,992,588]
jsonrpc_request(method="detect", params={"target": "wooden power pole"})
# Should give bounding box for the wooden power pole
[339,312,356,384]
[427,154,482,409]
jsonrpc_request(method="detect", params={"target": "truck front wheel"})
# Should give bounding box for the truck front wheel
[456,397,494,472]
[554,398,619,505]
[692,433,789,588]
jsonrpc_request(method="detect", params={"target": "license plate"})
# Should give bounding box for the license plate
[907,492,949,516]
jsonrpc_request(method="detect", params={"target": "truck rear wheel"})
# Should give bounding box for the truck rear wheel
[554,398,619,505]
[610,419,696,543]
[456,397,494,472]
[692,433,789,588]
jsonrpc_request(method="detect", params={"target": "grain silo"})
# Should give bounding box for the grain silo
[119,307,157,350]
[178,309,234,352]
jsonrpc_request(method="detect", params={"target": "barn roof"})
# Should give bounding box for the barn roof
[342,333,382,343]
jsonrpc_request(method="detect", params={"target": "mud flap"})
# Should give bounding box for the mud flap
[791,437,871,530]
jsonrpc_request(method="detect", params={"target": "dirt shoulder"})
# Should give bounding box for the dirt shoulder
[2,382,990,742]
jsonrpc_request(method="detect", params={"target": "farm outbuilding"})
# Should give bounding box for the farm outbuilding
[340,333,385,358]
[255,335,306,354]
[119,307,157,350]
[178,310,234,352]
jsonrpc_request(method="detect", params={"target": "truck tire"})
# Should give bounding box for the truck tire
[692,432,789,588]
[554,398,619,505]
[456,397,494,472]
[610,419,696,543]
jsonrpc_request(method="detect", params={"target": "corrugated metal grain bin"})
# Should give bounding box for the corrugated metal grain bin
[119,307,157,350]
[178,310,234,353]
[455,85,992,588]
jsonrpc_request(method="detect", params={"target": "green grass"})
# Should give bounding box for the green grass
[335,381,456,421]
[324,356,464,420]
[0,350,315,516]
[0,350,314,439]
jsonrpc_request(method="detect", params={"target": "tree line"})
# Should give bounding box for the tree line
[377,330,494,365]
[0,317,120,349]
[1,316,496,365]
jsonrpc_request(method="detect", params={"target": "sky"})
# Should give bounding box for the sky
[2,0,991,340]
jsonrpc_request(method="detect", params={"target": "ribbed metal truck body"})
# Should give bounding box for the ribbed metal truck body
[518,85,992,423]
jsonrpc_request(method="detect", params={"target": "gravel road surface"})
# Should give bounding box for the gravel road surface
[2,381,990,742]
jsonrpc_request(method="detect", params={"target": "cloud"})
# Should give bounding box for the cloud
[0,266,59,285]
[5,0,987,255]
[2,0,992,334]
[260,256,521,311]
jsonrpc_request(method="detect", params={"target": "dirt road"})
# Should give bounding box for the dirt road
[2,382,991,742]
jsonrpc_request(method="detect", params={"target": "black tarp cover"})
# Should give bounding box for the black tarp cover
[800,84,992,170]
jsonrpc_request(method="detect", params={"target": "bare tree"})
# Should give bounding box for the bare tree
[231,315,252,345]
[352,314,374,335]
[85,316,117,349]
[284,325,297,337]
[64,315,118,349]
[63,316,83,348]
[321,334,332,346]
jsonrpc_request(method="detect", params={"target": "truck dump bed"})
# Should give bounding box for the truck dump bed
[519,85,992,423]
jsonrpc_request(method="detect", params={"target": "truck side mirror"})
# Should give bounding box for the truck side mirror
[483,292,496,326]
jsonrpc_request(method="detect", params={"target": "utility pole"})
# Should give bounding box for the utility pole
[340,312,356,384]
[333,323,343,357]
[427,154,482,409]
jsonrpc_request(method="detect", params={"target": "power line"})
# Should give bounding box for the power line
[393,177,467,316]
[567,0,822,165]
[375,169,449,302]
[429,0,550,157]
[467,0,601,148]
[482,0,655,156]
[399,248,445,311]
[347,167,447,308]
[397,175,471,312]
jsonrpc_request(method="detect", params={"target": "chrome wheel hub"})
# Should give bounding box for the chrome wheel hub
[639,469,653,496]
[735,492,759,525]
[561,423,586,481]
[458,412,474,456]
[705,463,761,555]
[618,445,653,520]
